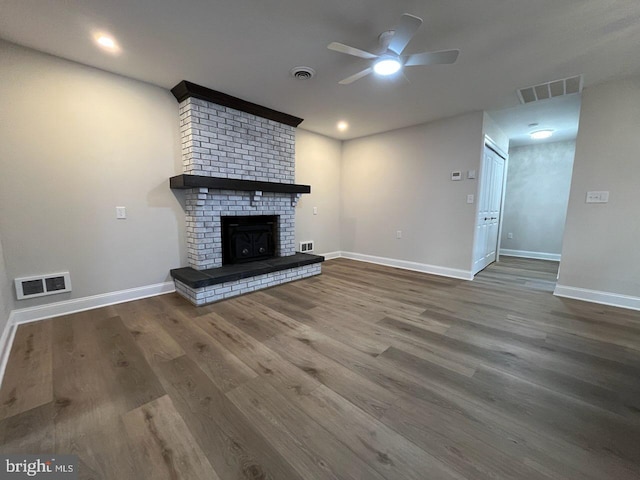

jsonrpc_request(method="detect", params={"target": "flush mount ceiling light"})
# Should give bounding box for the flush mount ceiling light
[373,57,402,76]
[530,129,554,140]
[337,121,349,131]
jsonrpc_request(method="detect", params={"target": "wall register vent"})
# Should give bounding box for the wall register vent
[15,272,72,300]
[299,241,314,253]
[517,75,583,104]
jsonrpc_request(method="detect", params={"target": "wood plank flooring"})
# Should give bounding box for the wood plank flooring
[1,256,640,479]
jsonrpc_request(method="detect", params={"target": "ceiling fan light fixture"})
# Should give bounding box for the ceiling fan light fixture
[373,58,402,76]
[93,32,120,54]
[529,129,554,140]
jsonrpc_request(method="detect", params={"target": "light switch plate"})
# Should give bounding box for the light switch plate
[466,194,474,204]
[467,170,476,179]
[586,191,609,203]
[116,206,127,219]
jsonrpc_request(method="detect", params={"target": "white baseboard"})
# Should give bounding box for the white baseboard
[0,314,17,391]
[554,284,640,311]
[10,281,176,325]
[500,249,561,262]
[319,251,342,260]
[0,281,175,389]
[340,251,473,280]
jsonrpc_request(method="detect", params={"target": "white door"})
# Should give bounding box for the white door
[473,145,506,274]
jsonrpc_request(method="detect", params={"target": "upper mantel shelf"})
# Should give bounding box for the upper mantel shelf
[171,81,303,128]
[169,174,311,194]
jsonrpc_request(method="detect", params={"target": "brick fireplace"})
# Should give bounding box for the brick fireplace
[168,81,323,306]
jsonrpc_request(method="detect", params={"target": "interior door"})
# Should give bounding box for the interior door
[473,144,506,274]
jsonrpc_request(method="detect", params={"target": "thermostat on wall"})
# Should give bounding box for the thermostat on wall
[451,171,462,181]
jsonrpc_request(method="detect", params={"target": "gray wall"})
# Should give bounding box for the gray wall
[0,41,346,314]
[483,112,510,153]
[0,41,186,309]
[295,129,342,256]
[558,77,640,297]
[341,112,484,273]
[500,141,575,256]
[0,234,14,334]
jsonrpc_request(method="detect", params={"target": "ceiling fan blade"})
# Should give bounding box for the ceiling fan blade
[403,49,460,66]
[328,42,378,60]
[388,13,423,55]
[339,67,373,85]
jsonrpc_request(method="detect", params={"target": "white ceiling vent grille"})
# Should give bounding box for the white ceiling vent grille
[290,66,316,80]
[517,75,583,104]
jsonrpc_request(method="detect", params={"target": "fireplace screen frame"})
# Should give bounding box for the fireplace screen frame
[221,215,278,265]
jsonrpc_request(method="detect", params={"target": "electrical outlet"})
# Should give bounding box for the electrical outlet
[507,232,513,239]
[466,194,474,204]
[313,206,318,215]
[116,206,127,219]
[396,230,402,239]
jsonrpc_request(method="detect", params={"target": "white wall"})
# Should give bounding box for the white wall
[501,141,575,256]
[558,77,640,299]
[0,234,14,333]
[0,41,185,309]
[341,112,484,274]
[295,129,342,256]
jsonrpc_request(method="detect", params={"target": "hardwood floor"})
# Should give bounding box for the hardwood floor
[1,257,640,479]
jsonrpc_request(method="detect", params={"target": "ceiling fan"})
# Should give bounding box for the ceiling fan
[328,13,459,85]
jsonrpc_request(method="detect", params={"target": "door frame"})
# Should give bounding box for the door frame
[471,135,509,276]
[485,136,509,264]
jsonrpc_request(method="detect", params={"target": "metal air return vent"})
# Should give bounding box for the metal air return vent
[517,75,583,104]
[15,272,72,300]
[299,240,314,253]
[290,66,316,80]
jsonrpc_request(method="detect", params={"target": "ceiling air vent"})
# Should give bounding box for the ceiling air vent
[290,66,316,80]
[517,75,583,104]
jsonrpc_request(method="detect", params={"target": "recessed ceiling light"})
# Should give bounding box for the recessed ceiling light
[94,33,119,53]
[373,58,402,76]
[530,129,554,140]
[337,121,349,131]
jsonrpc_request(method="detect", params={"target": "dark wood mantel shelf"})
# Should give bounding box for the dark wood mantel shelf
[169,174,311,194]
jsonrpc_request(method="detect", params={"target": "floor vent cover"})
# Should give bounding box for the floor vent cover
[518,75,583,104]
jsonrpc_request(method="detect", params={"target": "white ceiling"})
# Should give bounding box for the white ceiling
[1,0,639,140]
[489,94,583,148]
